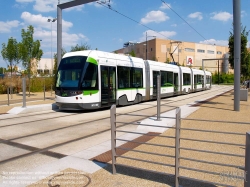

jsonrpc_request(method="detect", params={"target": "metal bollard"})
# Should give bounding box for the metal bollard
[22,78,26,108]
[44,78,45,101]
[245,132,250,187]
[7,87,10,106]
[110,104,117,174]
[156,75,161,121]
[10,86,13,99]
[175,108,181,187]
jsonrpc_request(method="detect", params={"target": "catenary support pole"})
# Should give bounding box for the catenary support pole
[233,0,241,111]
[57,6,62,69]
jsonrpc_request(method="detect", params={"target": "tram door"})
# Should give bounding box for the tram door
[101,66,116,106]
[174,73,179,94]
[153,71,160,98]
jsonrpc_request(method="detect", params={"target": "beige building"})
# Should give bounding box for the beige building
[114,38,231,74]
[28,58,54,76]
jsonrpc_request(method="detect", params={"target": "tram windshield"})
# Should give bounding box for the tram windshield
[56,56,98,90]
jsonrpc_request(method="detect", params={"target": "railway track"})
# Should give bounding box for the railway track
[0,85,233,167]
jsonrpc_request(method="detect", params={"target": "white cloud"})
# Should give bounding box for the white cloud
[171,24,177,27]
[141,11,169,24]
[188,12,203,20]
[210,12,233,22]
[0,20,20,33]
[199,39,228,46]
[21,12,72,31]
[140,30,176,41]
[33,0,57,12]
[16,0,35,2]
[160,2,171,10]
[18,12,88,55]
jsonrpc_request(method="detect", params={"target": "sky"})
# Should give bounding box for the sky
[0,0,250,69]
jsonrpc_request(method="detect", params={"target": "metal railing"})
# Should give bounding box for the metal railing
[110,105,250,187]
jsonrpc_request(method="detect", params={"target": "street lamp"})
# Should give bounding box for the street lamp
[146,32,156,60]
[47,18,57,75]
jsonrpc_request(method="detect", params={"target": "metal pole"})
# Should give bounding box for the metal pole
[10,86,13,99]
[110,104,117,174]
[57,6,62,69]
[44,78,46,101]
[175,107,181,187]
[156,75,161,121]
[7,87,10,106]
[51,84,52,96]
[146,32,147,60]
[22,78,26,108]
[28,78,30,97]
[233,0,241,111]
[245,132,250,187]
[51,21,53,75]
[218,60,219,85]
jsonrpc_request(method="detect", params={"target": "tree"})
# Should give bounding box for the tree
[19,25,43,78]
[228,26,250,79]
[70,43,91,52]
[1,37,21,76]
[129,50,136,57]
[0,67,6,74]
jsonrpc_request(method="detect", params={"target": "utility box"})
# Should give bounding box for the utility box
[240,89,248,101]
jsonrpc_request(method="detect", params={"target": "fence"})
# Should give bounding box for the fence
[110,105,250,187]
[3,77,54,106]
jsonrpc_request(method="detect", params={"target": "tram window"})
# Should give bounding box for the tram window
[197,75,203,84]
[132,68,143,88]
[81,63,98,89]
[183,73,191,85]
[166,71,173,86]
[118,66,131,88]
[161,71,167,86]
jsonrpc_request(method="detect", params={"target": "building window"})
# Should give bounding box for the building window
[151,48,153,52]
[197,49,205,53]
[217,51,222,54]
[207,50,214,54]
[44,69,50,75]
[184,48,195,52]
[37,69,43,74]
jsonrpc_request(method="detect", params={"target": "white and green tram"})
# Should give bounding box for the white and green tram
[55,50,211,110]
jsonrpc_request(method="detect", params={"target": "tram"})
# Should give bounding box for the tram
[55,50,211,110]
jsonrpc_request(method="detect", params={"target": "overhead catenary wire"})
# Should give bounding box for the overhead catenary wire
[96,1,171,40]
[161,0,213,45]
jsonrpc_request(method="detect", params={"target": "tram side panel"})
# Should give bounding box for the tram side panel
[115,55,146,106]
[180,66,192,94]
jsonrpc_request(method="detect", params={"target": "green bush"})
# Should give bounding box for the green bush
[212,72,234,84]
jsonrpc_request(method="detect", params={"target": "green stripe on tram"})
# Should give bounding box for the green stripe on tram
[87,57,98,65]
[83,90,99,95]
[118,88,146,91]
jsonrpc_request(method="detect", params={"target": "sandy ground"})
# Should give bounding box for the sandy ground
[0,92,55,113]
[23,90,250,187]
